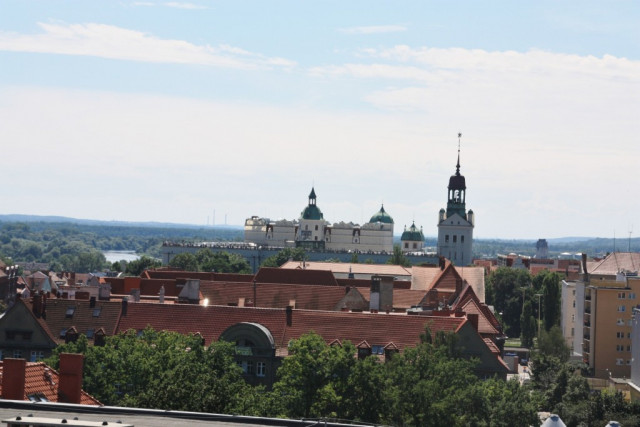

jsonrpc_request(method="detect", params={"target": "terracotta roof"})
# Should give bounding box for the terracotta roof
[588,252,640,276]
[0,361,100,405]
[143,270,254,283]
[455,267,485,303]
[411,266,443,290]
[37,299,122,343]
[280,261,412,278]
[199,281,349,310]
[357,288,427,311]
[336,278,411,289]
[115,304,466,352]
[253,267,339,286]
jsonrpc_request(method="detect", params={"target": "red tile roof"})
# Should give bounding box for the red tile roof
[0,361,100,405]
[34,299,122,344]
[199,281,349,310]
[115,303,466,352]
[254,267,339,286]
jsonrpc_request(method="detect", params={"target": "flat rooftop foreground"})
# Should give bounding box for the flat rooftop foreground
[0,401,367,427]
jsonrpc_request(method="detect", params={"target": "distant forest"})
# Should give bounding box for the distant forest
[0,215,638,272]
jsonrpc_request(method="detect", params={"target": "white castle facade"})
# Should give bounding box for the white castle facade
[244,188,394,253]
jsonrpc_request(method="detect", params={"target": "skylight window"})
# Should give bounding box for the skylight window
[92,307,101,317]
[86,329,94,338]
[65,307,75,318]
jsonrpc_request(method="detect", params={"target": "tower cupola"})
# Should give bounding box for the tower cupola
[446,133,467,219]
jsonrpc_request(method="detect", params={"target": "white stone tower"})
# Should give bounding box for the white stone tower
[437,134,474,265]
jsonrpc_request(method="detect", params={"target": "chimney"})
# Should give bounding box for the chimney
[467,313,479,331]
[439,256,446,270]
[121,297,128,316]
[286,305,293,326]
[581,253,589,282]
[32,292,43,317]
[370,276,381,311]
[58,353,84,404]
[2,358,26,400]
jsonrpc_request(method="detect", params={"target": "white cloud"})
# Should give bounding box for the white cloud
[0,22,295,70]
[338,25,408,35]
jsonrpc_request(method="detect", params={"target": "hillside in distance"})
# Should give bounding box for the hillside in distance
[1,214,636,258]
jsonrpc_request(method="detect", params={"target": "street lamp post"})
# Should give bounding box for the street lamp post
[535,294,543,342]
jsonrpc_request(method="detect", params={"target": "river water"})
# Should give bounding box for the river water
[103,250,140,263]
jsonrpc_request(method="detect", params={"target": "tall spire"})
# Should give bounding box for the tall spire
[456,132,462,176]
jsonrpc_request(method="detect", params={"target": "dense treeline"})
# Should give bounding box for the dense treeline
[47,328,539,426]
[485,268,561,345]
[0,221,243,272]
[47,327,640,426]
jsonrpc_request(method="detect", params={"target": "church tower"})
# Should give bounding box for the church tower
[437,134,474,265]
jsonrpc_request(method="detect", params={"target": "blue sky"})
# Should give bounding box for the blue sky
[1,1,638,239]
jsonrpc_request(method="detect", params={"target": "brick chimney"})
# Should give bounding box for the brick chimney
[58,353,84,404]
[2,358,26,400]
[286,305,293,326]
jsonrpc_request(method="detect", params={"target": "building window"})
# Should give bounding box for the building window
[65,306,75,318]
[627,345,631,352]
[404,243,408,248]
[571,327,574,337]
[630,293,637,299]
[618,292,626,299]
[30,351,44,362]
[618,305,626,312]
[445,235,449,243]
[413,243,417,249]
[256,361,266,377]
[617,319,625,326]
[461,236,464,243]
[617,332,624,339]
[13,350,22,359]
[315,225,318,231]
[453,235,457,243]
[616,345,624,351]
[5,331,16,341]
[571,314,575,322]
[573,300,576,307]
[617,358,624,365]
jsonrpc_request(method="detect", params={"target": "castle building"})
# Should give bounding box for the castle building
[244,188,395,253]
[437,136,474,266]
[400,222,425,253]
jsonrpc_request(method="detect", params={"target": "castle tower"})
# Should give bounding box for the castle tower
[437,134,474,265]
[401,221,425,253]
[296,187,326,250]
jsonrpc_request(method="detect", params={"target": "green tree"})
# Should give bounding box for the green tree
[387,244,411,267]
[125,255,162,276]
[261,247,307,268]
[541,271,562,331]
[169,252,199,271]
[196,249,251,273]
[486,267,533,337]
[273,332,357,419]
[537,325,570,361]
[46,329,261,413]
[520,300,536,348]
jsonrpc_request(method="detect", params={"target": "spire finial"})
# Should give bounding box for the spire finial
[456,132,462,176]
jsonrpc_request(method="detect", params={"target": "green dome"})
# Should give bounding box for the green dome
[301,187,324,220]
[401,222,424,241]
[301,205,324,220]
[369,204,394,224]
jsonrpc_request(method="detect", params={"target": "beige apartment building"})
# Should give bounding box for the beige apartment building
[584,277,640,378]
